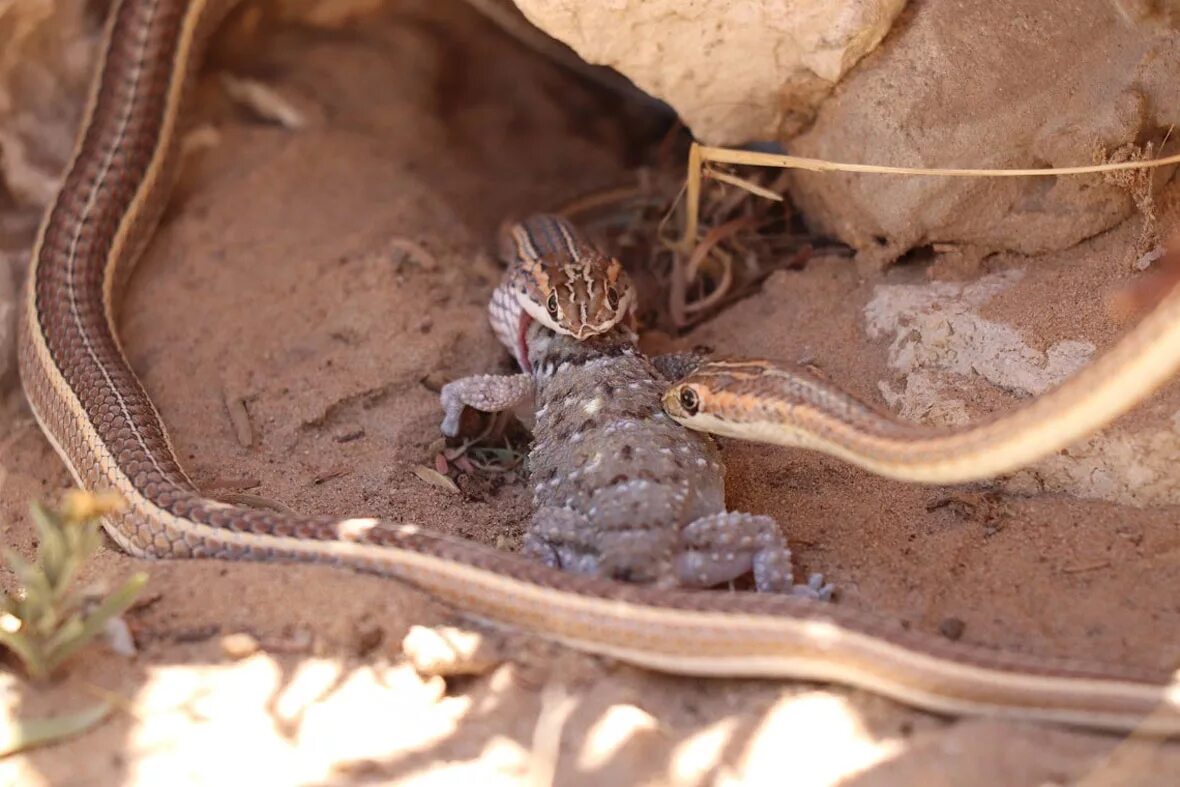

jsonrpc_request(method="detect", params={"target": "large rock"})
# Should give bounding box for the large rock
[0,1,97,210]
[512,0,907,144]
[514,0,1180,266]
[865,263,1180,508]
[788,0,1180,265]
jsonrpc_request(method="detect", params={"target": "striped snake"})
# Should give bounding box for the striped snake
[15,0,1180,734]
[662,269,1180,483]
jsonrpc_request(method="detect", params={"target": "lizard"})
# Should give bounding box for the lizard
[441,254,832,596]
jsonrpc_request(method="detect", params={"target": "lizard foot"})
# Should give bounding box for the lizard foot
[677,512,835,597]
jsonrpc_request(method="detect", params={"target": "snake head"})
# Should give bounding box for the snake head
[503,214,635,340]
[662,360,776,440]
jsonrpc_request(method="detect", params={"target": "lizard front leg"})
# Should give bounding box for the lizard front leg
[439,373,534,438]
[677,512,835,599]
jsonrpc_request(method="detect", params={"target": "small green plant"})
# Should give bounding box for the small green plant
[0,491,146,681]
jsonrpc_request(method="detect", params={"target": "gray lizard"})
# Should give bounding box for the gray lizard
[440,217,831,597]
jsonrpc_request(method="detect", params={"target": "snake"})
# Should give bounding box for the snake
[660,269,1180,483]
[488,213,635,373]
[15,0,1180,735]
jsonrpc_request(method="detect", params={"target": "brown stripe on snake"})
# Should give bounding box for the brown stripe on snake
[15,0,1180,735]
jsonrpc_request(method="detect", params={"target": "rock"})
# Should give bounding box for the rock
[220,632,261,659]
[788,0,1180,265]
[515,1,1180,267]
[103,616,139,657]
[401,624,507,677]
[512,0,906,144]
[865,267,1180,507]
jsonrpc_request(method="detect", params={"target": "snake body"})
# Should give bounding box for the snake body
[662,295,1180,484]
[15,0,1180,734]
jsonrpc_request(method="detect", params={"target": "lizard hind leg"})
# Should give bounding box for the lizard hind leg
[522,506,603,577]
[677,512,835,599]
[524,506,677,585]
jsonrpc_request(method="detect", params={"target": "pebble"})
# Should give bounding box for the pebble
[220,632,261,659]
[401,624,505,677]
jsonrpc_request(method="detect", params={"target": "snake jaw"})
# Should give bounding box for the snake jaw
[515,311,534,374]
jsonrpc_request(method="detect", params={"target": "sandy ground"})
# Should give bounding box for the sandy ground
[3,1,1180,784]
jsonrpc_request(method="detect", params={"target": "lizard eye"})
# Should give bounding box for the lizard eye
[677,386,700,415]
[546,292,560,318]
[606,287,620,310]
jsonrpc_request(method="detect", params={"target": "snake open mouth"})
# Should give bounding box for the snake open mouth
[516,310,534,373]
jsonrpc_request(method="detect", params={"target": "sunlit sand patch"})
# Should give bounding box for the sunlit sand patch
[727,692,904,784]
[576,703,662,770]
[117,655,533,785]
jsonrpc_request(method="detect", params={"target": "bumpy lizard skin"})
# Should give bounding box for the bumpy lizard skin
[441,322,831,597]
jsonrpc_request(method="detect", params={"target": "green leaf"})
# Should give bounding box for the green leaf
[42,616,85,659]
[2,550,35,586]
[3,556,53,628]
[27,502,56,541]
[0,701,113,757]
[43,573,147,673]
[0,497,146,681]
[0,630,44,680]
[29,504,67,587]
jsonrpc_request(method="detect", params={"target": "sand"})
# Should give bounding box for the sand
[2,1,1179,784]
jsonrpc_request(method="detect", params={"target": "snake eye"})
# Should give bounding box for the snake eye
[678,386,700,415]
[606,287,620,310]
[546,292,560,318]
